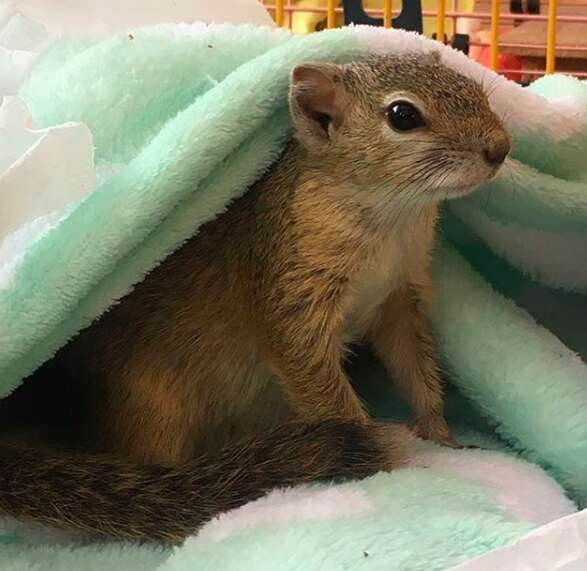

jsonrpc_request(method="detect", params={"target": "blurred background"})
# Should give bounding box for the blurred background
[261,0,587,82]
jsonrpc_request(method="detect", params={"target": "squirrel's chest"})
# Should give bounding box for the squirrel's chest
[342,239,412,341]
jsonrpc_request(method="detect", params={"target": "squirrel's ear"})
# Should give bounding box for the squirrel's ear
[289,63,346,145]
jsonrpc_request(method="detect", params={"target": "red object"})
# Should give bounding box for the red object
[470,45,523,81]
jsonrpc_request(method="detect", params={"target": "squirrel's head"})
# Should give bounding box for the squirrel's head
[289,53,509,207]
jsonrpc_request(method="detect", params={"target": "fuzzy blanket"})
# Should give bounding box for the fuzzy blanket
[1,22,587,570]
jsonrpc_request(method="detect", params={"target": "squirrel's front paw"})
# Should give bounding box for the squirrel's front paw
[414,416,460,449]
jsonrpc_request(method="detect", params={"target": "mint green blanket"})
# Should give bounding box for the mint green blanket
[1,23,587,570]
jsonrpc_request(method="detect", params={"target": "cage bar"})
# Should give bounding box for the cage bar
[437,0,447,41]
[546,0,559,74]
[490,0,500,70]
[327,0,337,27]
[384,0,393,28]
[275,0,285,26]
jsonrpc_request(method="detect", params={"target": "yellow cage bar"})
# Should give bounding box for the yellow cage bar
[274,0,285,27]
[384,0,393,28]
[546,0,559,74]
[327,0,336,28]
[489,0,500,71]
[436,0,446,42]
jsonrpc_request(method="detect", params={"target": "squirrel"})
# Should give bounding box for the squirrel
[0,52,509,544]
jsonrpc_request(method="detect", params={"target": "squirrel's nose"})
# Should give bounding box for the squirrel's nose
[483,135,510,166]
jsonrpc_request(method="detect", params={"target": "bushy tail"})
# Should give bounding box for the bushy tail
[0,419,411,543]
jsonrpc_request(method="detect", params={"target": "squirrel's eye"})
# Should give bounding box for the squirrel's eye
[386,101,426,131]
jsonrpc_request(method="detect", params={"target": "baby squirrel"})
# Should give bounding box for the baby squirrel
[0,52,509,543]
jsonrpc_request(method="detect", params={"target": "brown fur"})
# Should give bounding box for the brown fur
[0,53,509,541]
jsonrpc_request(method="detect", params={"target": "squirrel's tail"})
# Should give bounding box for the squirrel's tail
[0,419,412,543]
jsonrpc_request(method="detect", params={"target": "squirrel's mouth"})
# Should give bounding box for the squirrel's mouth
[435,158,507,200]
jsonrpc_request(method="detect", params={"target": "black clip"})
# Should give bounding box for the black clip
[342,0,424,34]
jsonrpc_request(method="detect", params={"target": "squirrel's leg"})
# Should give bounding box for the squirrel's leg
[369,283,458,448]
[262,279,368,423]
[100,363,198,464]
